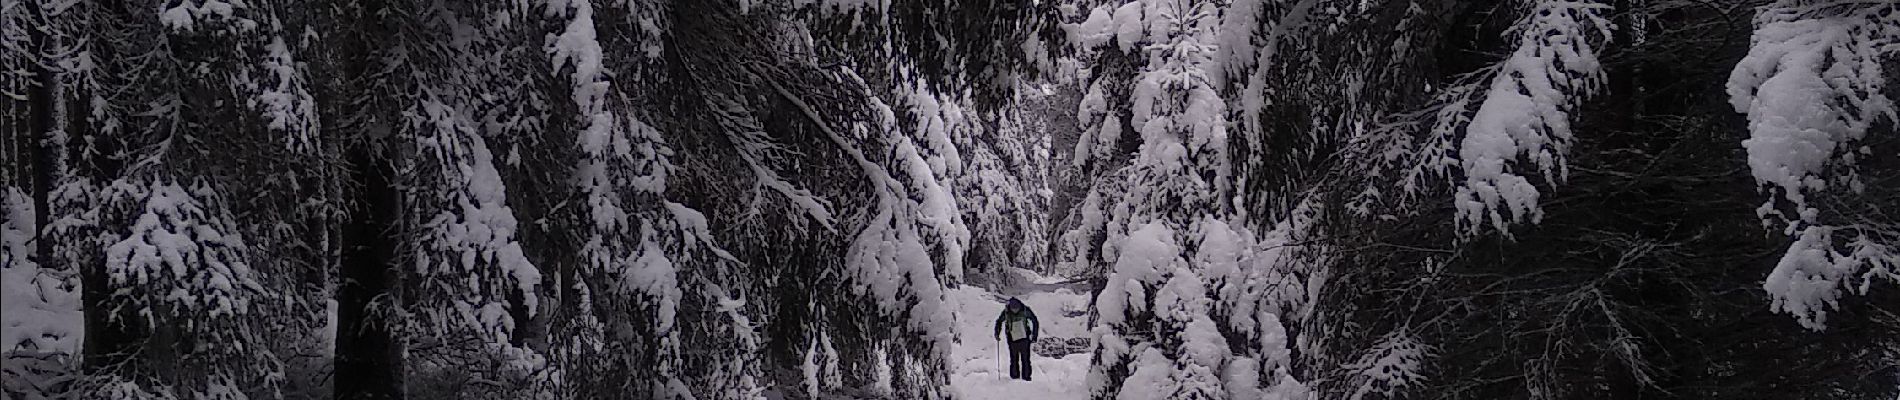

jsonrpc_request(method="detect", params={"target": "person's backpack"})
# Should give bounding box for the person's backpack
[1005,309,1031,340]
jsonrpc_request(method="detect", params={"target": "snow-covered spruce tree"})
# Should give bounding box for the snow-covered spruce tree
[1726,0,1900,331]
[13,1,1072,398]
[1057,0,1141,286]
[788,0,1067,289]
[524,1,771,398]
[195,2,336,396]
[1101,0,1617,398]
[1201,1,1461,395]
[1062,1,1289,398]
[387,0,1062,397]
[1220,0,1454,222]
[315,2,557,397]
[688,10,976,396]
[603,1,1059,398]
[890,0,1062,289]
[1206,2,1460,398]
[957,96,1055,286]
[11,0,335,397]
[90,180,275,399]
[2,0,329,398]
[791,0,1068,396]
[1195,0,1894,398]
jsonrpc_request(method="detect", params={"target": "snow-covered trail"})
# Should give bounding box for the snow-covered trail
[947,270,1093,400]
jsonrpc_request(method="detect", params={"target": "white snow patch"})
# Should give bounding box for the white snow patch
[1,188,82,353]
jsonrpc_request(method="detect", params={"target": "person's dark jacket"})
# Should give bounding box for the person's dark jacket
[994,298,1040,342]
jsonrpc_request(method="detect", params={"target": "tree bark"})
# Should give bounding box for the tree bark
[25,0,54,282]
[330,0,405,397]
[333,140,404,400]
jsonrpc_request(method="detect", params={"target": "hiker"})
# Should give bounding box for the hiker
[993,297,1041,381]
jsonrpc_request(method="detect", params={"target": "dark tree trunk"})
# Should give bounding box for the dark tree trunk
[47,5,144,374]
[25,1,55,285]
[490,133,555,351]
[73,115,142,374]
[325,0,405,395]
[1604,0,1642,136]
[334,141,404,400]
[501,163,561,352]
[329,1,404,395]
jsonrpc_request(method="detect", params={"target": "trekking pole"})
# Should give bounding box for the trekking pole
[995,336,1002,374]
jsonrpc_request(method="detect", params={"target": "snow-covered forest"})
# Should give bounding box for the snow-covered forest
[2,0,1896,399]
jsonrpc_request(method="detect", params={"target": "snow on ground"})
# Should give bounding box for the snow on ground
[948,268,1092,400]
[2,188,82,354]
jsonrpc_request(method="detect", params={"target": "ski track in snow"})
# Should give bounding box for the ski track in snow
[949,269,1092,400]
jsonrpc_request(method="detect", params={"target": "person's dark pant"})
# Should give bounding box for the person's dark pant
[1007,338,1033,380]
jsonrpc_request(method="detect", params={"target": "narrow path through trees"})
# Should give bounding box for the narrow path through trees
[947,269,1093,400]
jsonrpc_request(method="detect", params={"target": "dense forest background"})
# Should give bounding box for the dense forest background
[2,0,1896,399]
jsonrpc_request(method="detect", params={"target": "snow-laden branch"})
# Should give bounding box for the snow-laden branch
[710,95,837,231]
[243,35,318,151]
[404,92,541,343]
[104,180,262,324]
[762,65,966,370]
[1728,0,1899,330]
[1341,0,1613,239]
[1452,0,1613,238]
